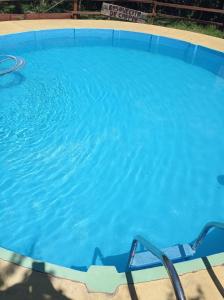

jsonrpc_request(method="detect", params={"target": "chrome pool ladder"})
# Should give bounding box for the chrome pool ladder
[127,222,224,300]
[192,222,224,251]
[0,55,25,76]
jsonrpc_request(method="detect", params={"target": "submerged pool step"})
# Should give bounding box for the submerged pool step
[130,243,195,270]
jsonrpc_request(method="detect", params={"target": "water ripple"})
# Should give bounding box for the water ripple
[0,45,224,271]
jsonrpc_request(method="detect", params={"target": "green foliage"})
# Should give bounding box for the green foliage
[0,4,15,13]
[151,18,224,38]
[0,0,71,13]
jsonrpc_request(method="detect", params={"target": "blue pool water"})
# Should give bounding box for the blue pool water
[0,29,224,272]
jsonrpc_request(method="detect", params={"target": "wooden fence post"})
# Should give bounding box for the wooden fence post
[73,0,78,19]
[79,0,82,12]
[152,0,157,24]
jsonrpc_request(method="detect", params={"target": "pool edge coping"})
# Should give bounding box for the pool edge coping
[0,19,224,52]
[0,246,223,293]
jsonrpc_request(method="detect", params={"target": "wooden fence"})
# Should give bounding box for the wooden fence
[0,0,224,28]
[74,0,224,27]
[0,12,74,21]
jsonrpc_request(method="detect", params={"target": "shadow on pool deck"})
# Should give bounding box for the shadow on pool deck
[0,252,223,300]
[91,248,140,300]
[202,257,224,298]
[0,257,71,300]
[89,246,224,300]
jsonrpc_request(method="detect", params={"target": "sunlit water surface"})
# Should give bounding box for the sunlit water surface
[1,41,224,271]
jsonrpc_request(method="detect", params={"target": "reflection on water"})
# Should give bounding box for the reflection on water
[0,72,25,89]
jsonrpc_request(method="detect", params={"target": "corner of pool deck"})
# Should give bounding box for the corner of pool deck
[0,19,224,299]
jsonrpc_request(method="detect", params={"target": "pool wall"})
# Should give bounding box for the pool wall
[0,27,224,293]
[0,28,224,78]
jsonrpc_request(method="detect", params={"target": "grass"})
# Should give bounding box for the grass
[79,15,224,39]
[150,18,224,39]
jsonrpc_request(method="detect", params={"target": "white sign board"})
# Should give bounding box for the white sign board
[101,2,148,23]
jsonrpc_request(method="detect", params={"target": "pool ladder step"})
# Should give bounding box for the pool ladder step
[130,243,195,270]
[0,55,25,76]
[127,222,224,300]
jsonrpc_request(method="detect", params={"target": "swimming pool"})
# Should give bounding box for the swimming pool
[0,28,224,273]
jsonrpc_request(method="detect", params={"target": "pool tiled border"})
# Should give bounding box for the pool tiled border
[0,20,224,293]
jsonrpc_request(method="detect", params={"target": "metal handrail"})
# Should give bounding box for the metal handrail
[191,222,224,251]
[127,235,186,300]
[0,55,25,76]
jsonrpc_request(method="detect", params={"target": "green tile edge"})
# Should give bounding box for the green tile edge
[0,247,223,293]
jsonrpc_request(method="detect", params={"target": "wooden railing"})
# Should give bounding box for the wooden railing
[149,0,224,27]
[73,0,224,27]
[0,0,224,28]
[0,12,74,21]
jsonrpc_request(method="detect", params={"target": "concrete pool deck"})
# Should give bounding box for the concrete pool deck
[0,19,224,299]
[0,257,223,299]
